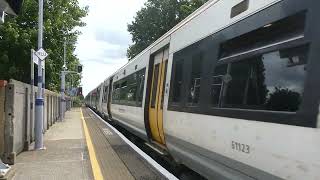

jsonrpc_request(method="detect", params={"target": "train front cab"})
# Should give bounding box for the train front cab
[163,0,320,180]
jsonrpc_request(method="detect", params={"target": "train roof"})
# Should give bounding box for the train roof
[112,0,220,74]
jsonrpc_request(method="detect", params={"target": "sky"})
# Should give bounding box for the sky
[76,0,147,96]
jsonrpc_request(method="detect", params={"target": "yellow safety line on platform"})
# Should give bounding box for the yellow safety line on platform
[80,108,104,180]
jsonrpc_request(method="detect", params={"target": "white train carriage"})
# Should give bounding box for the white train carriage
[96,83,104,113]
[84,90,93,107]
[86,85,103,110]
[109,53,149,140]
[99,77,113,119]
[86,0,320,179]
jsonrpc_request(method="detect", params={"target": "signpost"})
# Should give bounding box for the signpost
[34,0,45,150]
[35,48,48,61]
[36,48,47,128]
[34,46,48,151]
[30,49,35,144]
[32,49,45,68]
[31,49,46,144]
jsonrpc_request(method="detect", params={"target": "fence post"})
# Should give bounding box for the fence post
[3,83,15,164]
[0,80,7,158]
[23,87,30,151]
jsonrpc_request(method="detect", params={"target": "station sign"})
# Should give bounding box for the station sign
[35,48,48,61]
[32,49,45,69]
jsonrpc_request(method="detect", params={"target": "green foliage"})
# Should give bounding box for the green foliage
[72,96,83,107]
[0,0,88,91]
[127,0,208,60]
[266,87,301,112]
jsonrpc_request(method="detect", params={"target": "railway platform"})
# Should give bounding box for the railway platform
[4,108,171,180]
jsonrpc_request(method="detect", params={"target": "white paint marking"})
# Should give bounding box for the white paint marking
[89,109,179,180]
[102,128,113,136]
[81,152,85,161]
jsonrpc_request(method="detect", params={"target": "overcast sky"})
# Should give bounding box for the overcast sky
[76,0,147,96]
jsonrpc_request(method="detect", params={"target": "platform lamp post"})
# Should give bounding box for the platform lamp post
[60,39,82,120]
[60,40,67,121]
[34,0,46,150]
[60,71,65,120]
[60,66,82,120]
[60,38,69,120]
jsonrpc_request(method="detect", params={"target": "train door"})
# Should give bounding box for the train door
[107,78,113,118]
[98,85,103,112]
[148,48,169,145]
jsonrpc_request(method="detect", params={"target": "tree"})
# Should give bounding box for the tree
[127,0,208,60]
[266,88,301,112]
[0,0,88,91]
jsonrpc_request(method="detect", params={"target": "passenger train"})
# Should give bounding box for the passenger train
[85,0,320,179]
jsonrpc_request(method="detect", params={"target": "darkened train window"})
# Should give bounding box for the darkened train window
[161,61,168,109]
[112,69,145,106]
[112,83,120,103]
[137,68,146,104]
[172,59,184,103]
[127,74,137,104]
[103,86,108,103]
[213,45,309,112]
[230,0,249,18]
[95,90,99,104]
[211,64,228,106]
[220,11,306,59]
[151,64,160,108]
[120,81,127,102]
[187,53,203,106]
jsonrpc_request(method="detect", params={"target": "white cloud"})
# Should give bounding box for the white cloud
[76,0,146,96]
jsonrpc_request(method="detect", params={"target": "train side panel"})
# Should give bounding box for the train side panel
[163,0,320,179]
[170,0,282,54]
[164,111,320,180]
[85,0,320,179]
[97,83,104,113]
[110,50,150,140]
[101,79,110,118]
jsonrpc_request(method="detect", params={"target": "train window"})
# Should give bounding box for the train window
[95,88,100,106]
[127,76,137,104]
[151,64,160,108]
[137,68,146,105]
[112,83,120,103]
[187,53,203,106]
[161,61,168,109]
[213,45,309,112]
[120,81,128,103]
[111,69,145,106]
[230,0,249,18]
[211,64,228,106]
[103,86,108,103]
[220,11,306,60]
[172,59,184,103]
[121,81,127,88]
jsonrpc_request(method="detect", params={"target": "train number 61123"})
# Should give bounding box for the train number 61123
[231,141,250,154]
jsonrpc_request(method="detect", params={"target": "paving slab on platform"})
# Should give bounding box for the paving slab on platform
[82,108,168,180]
[9,108,93,180]
[8,107,171,180]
